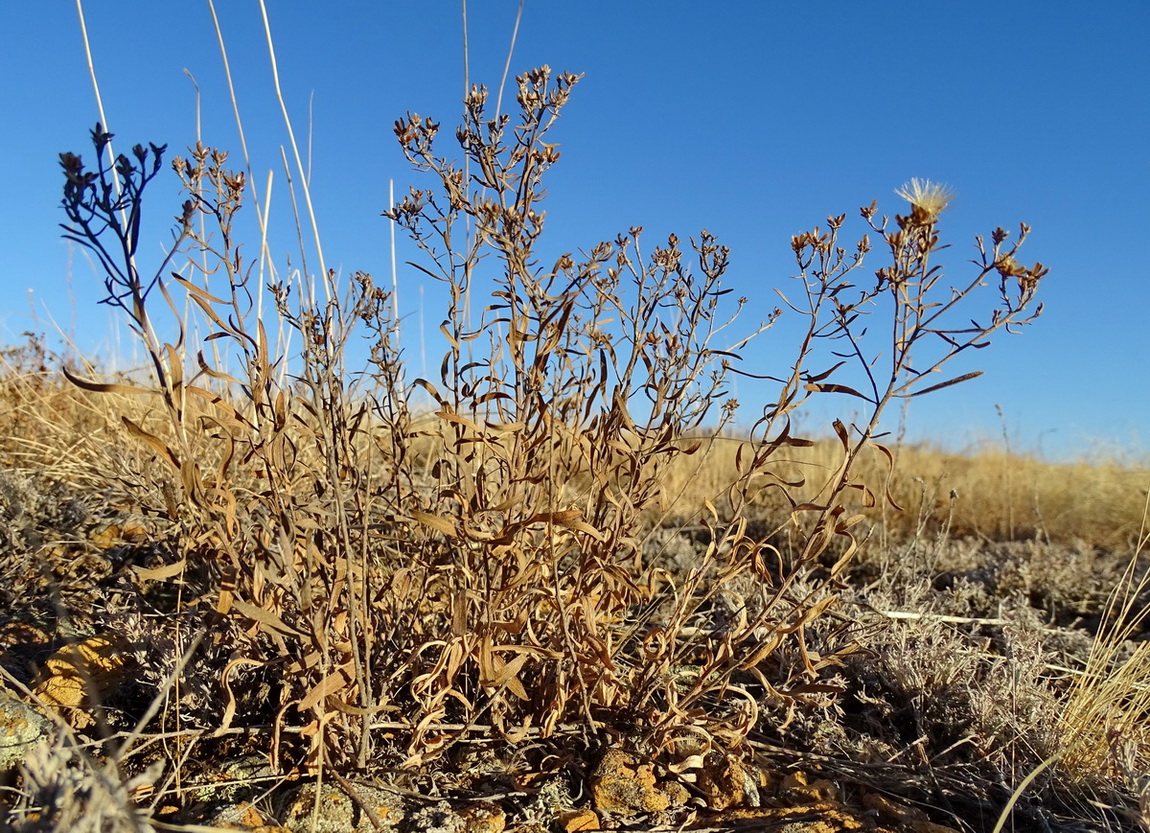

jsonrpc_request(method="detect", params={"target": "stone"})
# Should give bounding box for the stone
[862,791,930,826]
[30,634,130,729]
[696,751,759,810]
[206,800,291,831]
[661,779,691,807]
[457,801,506,833]
[780,770,838,804]
[589,749,670,817]
[723,803,869,832]
[557,809,600,831]
[0,688,55,770]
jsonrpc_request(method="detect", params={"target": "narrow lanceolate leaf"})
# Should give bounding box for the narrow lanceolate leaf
[806,361,847,383]
[485,650,531,701]
[132,557,188,581]
[63,366,154,397]
[804,382,872,402]
[561,519,606,541]
[909,370,984,397]
[215,657,262,737]
[867,439,906,511]
[121,417,181,470]
[196,351,245,386]
[738,630,784,670]
[411,509,460,538]
[536,509,606,541]
[703,498,719,522]
[297,664,354,713]
[832,419,850,449]
[846,483,877,508]
[229,598,304,638]
[184,385,252,432]
[172,274,228,305]
[436,409,483,433]
[793,594,838,628]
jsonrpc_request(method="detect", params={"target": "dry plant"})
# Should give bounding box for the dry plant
[1056,487,1150,798]
[47,67,1047,790]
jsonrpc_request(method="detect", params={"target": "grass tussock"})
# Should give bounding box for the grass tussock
[1,64,1148,833]
[1057,506,1150,792]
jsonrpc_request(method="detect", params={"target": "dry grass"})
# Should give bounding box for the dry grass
[657,437,1150,553]
[1056,497,1150,793]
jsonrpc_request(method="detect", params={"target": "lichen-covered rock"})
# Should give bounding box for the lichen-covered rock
[589,749,670,817]
[206,800,291,831]
[697,751,759,810]
[862,791,931,826]
[557,808,600,831]
[457,801,505,833]
[722,803,868,832]
[780,770,839,804]
[0,687,55,769]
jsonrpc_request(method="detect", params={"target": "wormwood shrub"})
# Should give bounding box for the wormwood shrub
[55,66,1044,777]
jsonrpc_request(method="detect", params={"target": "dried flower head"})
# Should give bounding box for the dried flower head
[895,178,956,220]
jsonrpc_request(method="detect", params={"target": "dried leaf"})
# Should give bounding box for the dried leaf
[121,417,181,470]
[132,558,188,581]
[832,419,850,449]
[298,664,354,713]
[910,370,984,397]
[411,509,459,538]
[804,381,872,400]
[230,597,304,637]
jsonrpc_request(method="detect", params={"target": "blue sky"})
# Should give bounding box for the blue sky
[2,3,1147,461]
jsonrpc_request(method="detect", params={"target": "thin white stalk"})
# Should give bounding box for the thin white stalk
[493,0,524,120]
[258,0,329,301]
[74,0,114,188]
[389,179,400,346]
[207,0,273,289]
[419,283,427,383]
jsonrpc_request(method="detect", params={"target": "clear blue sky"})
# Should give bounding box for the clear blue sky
[2,3,1147,461]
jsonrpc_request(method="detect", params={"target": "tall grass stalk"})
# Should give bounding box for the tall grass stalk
[1057,485,1150,791]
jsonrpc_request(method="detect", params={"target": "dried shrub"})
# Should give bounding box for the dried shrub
[50,67,1045,785]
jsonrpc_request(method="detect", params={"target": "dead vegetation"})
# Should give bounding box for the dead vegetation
[0,64,1147,833]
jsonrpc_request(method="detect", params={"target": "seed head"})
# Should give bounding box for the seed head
[895,178,956,221]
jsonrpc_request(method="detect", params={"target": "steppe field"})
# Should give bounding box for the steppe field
[2,8,1149,833]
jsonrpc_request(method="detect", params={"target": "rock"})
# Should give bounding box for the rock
[697,751,759,810]
[589,749,670,817]
[661,779,691,807]
[557,808,600,831]
[457,801,505,833]
[277,780,406,833]
[517,771,576,826]
[862,791,930,826]
[30,634,130,729]
[0,688,55,770]
[780,770,838,804]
